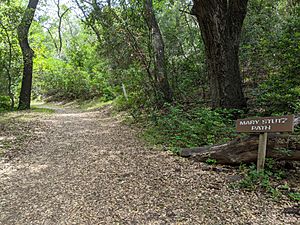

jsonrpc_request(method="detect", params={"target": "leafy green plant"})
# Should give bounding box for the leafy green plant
[205,158,217,165]
[274,147,292,157]
[34,57,115,101]
[235,159,300,200]
[0,96,10,112]
[289,192,300,202]
[143,104,237,149]
[255,5,300,115]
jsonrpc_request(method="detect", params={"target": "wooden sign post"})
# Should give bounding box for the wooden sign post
[257,132,268,173]
[236,115,294,172]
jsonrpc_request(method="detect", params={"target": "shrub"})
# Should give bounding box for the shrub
[235,159,299,201]
[0,96,10,112]
[34,58,115,101]
[255,6,300,114]
[143,104,238,149]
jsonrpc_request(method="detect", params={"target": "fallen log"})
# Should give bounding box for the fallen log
[180,117,300,164]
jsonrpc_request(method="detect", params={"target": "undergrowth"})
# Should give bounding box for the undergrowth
[141,104,241,153]
[233,158,300,202]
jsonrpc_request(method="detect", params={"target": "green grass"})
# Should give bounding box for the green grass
[30,105,55,114]
[75,98,113,110]
[31,98,114,113]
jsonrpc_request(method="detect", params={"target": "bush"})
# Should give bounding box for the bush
[235,159,299,201]
[257,76,300,114]
[255,6,300,114]
[0,96,10,112]
[143,104,238,149]
[34,58,115,101]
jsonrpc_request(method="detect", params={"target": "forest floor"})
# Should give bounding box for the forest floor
[0,104,299,225]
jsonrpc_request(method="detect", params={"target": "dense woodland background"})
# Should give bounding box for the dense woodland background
[0,0,299,149]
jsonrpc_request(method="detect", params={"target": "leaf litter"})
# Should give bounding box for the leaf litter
[0,106,299,225]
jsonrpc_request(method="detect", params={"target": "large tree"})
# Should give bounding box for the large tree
[17,0,39,110]
[191,0,248,109]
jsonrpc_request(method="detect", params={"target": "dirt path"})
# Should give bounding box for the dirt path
[0,106,298,225]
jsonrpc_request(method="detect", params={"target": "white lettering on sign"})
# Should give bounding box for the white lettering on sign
[261,118,288,124]
[239,120,260,126]
[251,125,271,131]
[240,118,289,126]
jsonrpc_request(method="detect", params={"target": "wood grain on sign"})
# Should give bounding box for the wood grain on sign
[236,115,294,133]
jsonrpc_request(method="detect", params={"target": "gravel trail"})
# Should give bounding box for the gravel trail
[0,106,298,225]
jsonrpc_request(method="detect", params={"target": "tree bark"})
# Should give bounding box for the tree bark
[191,0,248,109]
[144,0,173,104]
[180,134,300,164]
[55,0,69,56]
[17,0,39,110]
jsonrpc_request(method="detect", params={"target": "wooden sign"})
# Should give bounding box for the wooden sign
[236,115,294,133]
[236,115,295,172]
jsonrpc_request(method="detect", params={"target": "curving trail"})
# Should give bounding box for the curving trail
[0,106,298,225]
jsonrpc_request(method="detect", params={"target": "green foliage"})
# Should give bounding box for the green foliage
[143,104,237,148]
[241,2,300,114]
[158,1,206,101]
[0,96,10,112]
[289,192,300,202]
[0,0,23,107]
[274,147,292,156]
[113,64,163,119]
[240,0,281,85]
[205,158,217,165]
[32,25,116,101]
[76,99,113,111]
[34,57,115,101]
[236,159,300,201]
[30,106,55,114]
[255,7,300,114]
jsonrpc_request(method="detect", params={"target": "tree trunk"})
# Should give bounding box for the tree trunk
[55,0,69,56]
[144,0,173,104]
[180,134,300,164]
[191,0,248,109]
[17,0,39,110]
